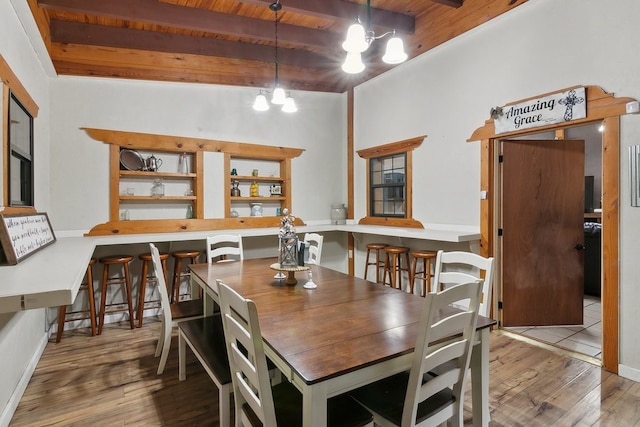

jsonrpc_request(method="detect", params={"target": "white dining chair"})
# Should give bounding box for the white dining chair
[433,250,495,317]
[217,280,373,427]
[303,232,324,265]
[148,243,203,375]
[350,279,483,427]
[206,234,244,264]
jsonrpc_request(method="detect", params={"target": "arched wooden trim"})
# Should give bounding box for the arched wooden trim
[468,85,636,374]
[83,128,304,159]
[357,136,425,229]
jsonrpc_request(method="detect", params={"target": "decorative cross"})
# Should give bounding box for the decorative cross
[558,89,585,121]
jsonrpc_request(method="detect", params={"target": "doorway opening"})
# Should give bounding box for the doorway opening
[467,85,635,373]
[501,123,603,360]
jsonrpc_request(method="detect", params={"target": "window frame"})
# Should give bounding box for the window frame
[357,136,425,228]
[8,92,34,207]
[1,54,39,213]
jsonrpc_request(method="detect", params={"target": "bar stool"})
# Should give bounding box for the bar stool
[410,249,438,296]
[56,258,97,343]
[383,246,411,291]
[97,255,135,334]
[364,243,387,283]
[136,251,169,328]
[171,250,201,303]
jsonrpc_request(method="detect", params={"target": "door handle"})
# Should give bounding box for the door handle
[574,244,586,251]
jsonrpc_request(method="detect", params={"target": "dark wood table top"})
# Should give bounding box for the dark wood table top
[190,258,495,385]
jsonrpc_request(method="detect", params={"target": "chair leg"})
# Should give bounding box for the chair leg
[219,383,232,427]
[98,264,109,335]
[123,263,135,330]
[178,330,187,381]
[86,266,97,336]
[364,249,371,281]
[173,258,183,303]
[157,320,172,375]
[137,261,149,328]
[155,316,165,358]
[56,305,66,343]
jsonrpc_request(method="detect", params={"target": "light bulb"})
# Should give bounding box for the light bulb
[253,93,269,111]
[282,96,297,113]
[382,36,408,64]
[342,23,369,53]
[341,52,365,74]
[272,86,286,105]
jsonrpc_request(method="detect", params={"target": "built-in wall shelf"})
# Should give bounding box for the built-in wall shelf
[83,128,305,235]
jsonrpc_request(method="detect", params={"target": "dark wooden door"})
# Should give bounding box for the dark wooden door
[501,139,585,326]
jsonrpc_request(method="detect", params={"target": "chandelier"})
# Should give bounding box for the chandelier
[341,0,408,74]
[253,1,297,112]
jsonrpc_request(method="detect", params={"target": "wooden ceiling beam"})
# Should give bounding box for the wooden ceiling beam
[239,0,415,34]
[49,20,336,68]
[37,0,342,48]
[430,0,463,7]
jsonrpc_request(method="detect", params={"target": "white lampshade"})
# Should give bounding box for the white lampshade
[341,52,365,74]
[253,93,269,111]
[272,86,286,105]
[282,96,297,113]
[382,36,408,64]
[341,23,369,53]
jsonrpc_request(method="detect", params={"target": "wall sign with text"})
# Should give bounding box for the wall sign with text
[494,87,587,134]
[0,213,56,265]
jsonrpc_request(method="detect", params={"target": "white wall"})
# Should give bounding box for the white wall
[353,0,640,378]
[48,77,347,233]
[0,2,52,425]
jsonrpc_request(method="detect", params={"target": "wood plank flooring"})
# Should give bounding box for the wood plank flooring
[10,319,640,426]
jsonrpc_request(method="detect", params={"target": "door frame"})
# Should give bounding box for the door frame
[468,85,637,373]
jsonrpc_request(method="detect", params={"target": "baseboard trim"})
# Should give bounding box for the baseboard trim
[0,332,48,427]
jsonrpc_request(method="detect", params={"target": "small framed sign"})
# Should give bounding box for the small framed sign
[0,212,56,265]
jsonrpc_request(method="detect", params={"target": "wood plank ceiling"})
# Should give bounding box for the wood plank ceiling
[27,0,527,93]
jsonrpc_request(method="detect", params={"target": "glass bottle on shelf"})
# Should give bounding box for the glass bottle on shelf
[250,181,259,197]
[178,152,189,174]
[151,178,165,196]
[186,204,193,219]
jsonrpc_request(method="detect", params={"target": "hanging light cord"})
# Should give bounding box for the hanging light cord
[270,1,282,86]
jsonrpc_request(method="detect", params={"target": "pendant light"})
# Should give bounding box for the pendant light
[341,0,407,74]
[253,1,297,112]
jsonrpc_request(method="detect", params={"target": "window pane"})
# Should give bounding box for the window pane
[8,93,34,207]
[369,152,406,218]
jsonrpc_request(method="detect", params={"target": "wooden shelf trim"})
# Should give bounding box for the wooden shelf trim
[231,175,283,182]
[231,196,286,202]
[120,170,196,179]
[119,195,196,201]
[86,217,305,236]
[84,128,304,159]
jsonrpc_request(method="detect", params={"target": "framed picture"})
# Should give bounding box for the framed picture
[0,212,56,265]
[270,184,282,196]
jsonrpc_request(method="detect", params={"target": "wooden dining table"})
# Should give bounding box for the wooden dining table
[189,258,496,427]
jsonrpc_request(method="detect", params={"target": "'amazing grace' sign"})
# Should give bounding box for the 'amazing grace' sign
[494,87,586,134]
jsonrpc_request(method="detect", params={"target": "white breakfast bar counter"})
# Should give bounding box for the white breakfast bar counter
[0,223,480,314]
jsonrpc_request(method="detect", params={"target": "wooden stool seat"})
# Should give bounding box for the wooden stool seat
[383,246,411,291]
[56,258,97,343]
[364,243,387,283]
[98,255,135,334]
[410,250,438,296]
[171,250,201,303]
[136,251,169,328]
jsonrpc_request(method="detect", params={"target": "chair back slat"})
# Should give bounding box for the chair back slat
[218,279,277,427]
[206,234,244,264]
[402,279,483,427]
[303,232,324,265]
[433,250,494,317]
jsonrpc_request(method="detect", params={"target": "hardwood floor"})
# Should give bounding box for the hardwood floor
[10,319,640,426]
